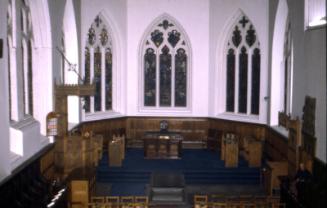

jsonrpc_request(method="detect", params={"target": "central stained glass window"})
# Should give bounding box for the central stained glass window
[143,19,189,107]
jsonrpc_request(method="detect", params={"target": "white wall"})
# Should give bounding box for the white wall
[0,0,53,182]
[270,0,288,126]
[126,0,210,117]
[288,0,326,162]
[304,28,326,162]
[0,0,11,181]
[271,0,326,162]
[209,0,269,124]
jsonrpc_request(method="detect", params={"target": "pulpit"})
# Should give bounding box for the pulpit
[144,132,182,159]
[108,135,125,167]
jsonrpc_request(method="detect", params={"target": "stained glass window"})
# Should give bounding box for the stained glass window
[175,48,187,107]
[159,46,172,106]
[225,15,260,115]
[226,48,235,112]
[251,48,260,115]
[84,48,90,112]
[84,15,113,113]
[143,18,189,108]
[94,47,102,112]
[144,48,156,106]
[238,47,248,113]
[105,48,112,110]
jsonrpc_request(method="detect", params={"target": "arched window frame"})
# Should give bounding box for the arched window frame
[83,15,115,116]
[21,1,34,116]
[139,15,192,114]
[224,15,261,116]
[282,20,293,114]
[7,0,34,121]
[215,11,266,123]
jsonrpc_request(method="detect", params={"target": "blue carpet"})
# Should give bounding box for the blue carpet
[96,149,260,195]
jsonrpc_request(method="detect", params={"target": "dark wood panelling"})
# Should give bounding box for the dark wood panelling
[77,117,126,148]
[0,144,56,208]
[127,117,208,143]
[264,127,288,161]
[208,118,266,140]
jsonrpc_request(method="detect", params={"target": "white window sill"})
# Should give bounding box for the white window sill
[306,23,327,30]
[10,116,39,130]
[271,125,289,138]
[138,107,191,116]
[215,112,263,124]
[84,111,125,122]
[10,151,22,170]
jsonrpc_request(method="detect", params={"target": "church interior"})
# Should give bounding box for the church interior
[0,0,326,207]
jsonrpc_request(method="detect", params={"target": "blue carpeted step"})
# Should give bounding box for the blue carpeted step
[96,149,262,194]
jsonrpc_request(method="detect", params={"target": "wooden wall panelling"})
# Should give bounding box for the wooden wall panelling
[263,161,288,195]
[287,118,301,178]
[223,133,239,167]
[264,128,288,161]
[68,168,96,208]
[40,146,55,180]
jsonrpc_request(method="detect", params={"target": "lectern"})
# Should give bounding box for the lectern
[222,133,239,167]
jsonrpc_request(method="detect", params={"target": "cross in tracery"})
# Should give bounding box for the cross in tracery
[95,15,102,27]
[239,16,249,28]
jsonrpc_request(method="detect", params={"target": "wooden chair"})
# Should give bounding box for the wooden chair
[210,194,226,203]
[210,202,227,208]
[226,201,241,208]
[87,202,106,208]
[91,196,106,203]
[87,203,97,208]
[105,196,119,208]
[271,202,286,208]
[254,201,268,208]
[194,195,208,208]
[253,196,267,208]
[120,196,134,208]
[240,202,256,208]
[267,196,280,204]
[238,195,253,203]
[134,196,148,208]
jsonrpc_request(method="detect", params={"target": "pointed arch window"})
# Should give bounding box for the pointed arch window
[142,19,189,108]
[225,15,261,115]
[84,15,113,113]
[7,0,34,121]
[283,21,293,114]
[21,0,34,116]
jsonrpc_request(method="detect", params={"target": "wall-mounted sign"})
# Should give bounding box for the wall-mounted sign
[46,112,59,136]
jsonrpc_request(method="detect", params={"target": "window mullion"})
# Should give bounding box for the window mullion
[90,47,95,113]
[101,47,105,111]
[23,40,29,115]
[171,50,175,107]
[9,47,20,121]
[156,48,160,108]
[234,48,239,114]
[247,48,252,115]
